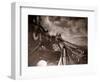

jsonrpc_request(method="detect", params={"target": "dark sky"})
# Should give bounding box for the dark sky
[41,16,88,46]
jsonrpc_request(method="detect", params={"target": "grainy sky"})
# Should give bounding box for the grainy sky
[41,16,87,46]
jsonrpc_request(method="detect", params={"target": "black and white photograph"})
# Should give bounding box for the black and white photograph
[11,2,97,79]
[28,15,88,66]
